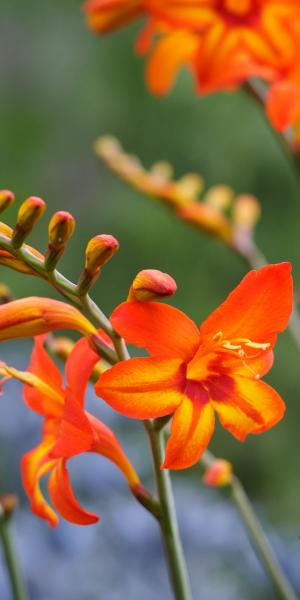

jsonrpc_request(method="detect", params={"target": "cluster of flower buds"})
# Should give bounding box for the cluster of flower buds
[95,137,261,249]
[0,192,120,298]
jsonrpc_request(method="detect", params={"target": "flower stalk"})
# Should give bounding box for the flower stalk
[0,500,27,600]
[145,420,192,600]
[201,451,298,600]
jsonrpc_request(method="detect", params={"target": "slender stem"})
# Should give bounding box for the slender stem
[145,421,192,600]
[201,451,298,600]
[0,512,27,600]
[231,477,298,600]
[243,80,300,171]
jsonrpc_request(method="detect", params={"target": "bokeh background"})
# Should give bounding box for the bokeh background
[1,0,300,598]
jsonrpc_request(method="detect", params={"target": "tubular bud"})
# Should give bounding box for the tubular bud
[233,194,261,229]
[45,211,76,271]
[203,459,233,487]
[77,234,119,295]
[127,269,177,302]
[0,495,19,521]
[0,297,97,342]
[0,190,15,214]
[0,283,13,304]
[12,197,46,248]
[204,185,234,210]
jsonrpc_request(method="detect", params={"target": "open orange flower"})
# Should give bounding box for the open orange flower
[0,335,139,526]
[83,0,300,95]
[96,263,292,469]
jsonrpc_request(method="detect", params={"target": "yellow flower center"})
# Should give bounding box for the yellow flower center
[213,331,270,378]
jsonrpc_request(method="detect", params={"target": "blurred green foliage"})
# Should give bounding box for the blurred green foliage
[1,0,300,527]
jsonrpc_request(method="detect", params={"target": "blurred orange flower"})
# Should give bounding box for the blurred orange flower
[83,0,300,95]
[266,67,300,144]
[96,263,292,469]
[1,335,139,526]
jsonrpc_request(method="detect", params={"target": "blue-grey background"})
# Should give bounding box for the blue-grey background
[0,1,300,598]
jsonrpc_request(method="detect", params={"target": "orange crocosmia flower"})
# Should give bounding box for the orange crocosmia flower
[84,0,300,95]
[145,0,300,94]
[1,335,139,526]
[96,263,292,470]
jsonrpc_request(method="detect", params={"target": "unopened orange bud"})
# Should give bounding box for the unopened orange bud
[77,234,119,295]
[48,211,75,248]
[233,194,261,229]
[0,190,15,214]
[0,283,13,304]
[86,235,119,271]
[150,161,173,183]
[174,174,204,202]
[0,494,19,521]
[45,211,76,270]
[203,459,233,487]
[13,197,46,248]
[0,297,97,342]
[95,136,122,161]
[204,185,234,210]
[128,269,177,302]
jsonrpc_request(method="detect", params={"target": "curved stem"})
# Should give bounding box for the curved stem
[201,451,298,600]
[145,420,192,600]
[0,511,27,600]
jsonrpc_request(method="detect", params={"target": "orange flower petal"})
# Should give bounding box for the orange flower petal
[23,336,64,418]
[96,357,186,418]
[83,0,143,33]
[51,391,95,459]
[210,375,285,442]
[267,80,300,132]
[21,435,58,527]
[163,383,214,470]
[146,31,198,95]
[111,301,200,360]
[48,459,99,526]
[88,413,140,487]
[200,263,293,347]
[65,336,101,405]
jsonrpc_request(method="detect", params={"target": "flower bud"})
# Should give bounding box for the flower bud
[174,174,204,203]
[0,297,97,342]
[77,235,119,295]
[204,185,234,210]
[233,194,261,229]
[0,190,15,214]
[0,495,19,521]
[0,283,13,304]
[12,197,46,248]
[203,459,232,487]
[45,211,76,271]
[86,235,119,271]
[128,269,177,302]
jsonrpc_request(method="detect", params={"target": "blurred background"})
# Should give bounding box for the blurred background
[1,0,300,598]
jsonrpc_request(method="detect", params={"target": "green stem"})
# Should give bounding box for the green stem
[201,451,298,600]
[145,421,192,600]
[0,512,27,600]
